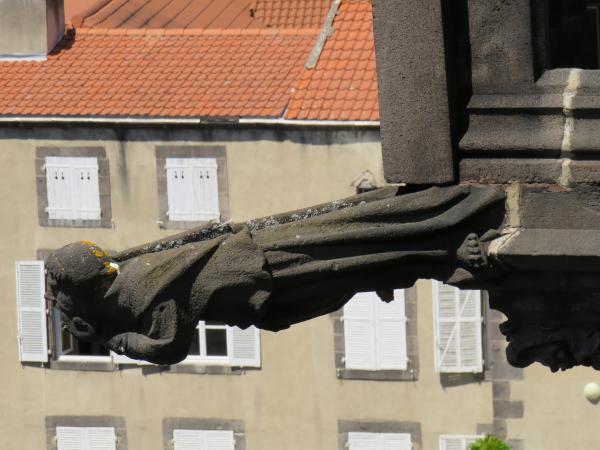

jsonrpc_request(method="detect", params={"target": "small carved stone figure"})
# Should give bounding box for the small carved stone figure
[45,185,505,365]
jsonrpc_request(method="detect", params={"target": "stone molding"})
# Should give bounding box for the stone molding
[460,0,600,183]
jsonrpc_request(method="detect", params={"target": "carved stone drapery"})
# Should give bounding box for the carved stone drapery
[45,185,506,365]
[46,181,600,372]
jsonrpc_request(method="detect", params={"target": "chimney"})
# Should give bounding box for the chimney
[0,0,65,59]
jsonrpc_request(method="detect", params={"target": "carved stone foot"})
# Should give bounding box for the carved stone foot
[457,233,488,270]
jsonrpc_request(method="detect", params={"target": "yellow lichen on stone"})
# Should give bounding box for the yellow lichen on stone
[79,240,109,258]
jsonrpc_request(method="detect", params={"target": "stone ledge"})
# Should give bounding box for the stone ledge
[460,158,562,183]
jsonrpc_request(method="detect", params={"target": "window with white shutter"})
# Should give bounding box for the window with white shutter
[166,158,220,222]
[56,426,116,450]
[343,291,407,370]
[183,322,261,368]
[439,435,481,450]
[173,429,235,450]
[45,156,101,221]
[348,432,412,450]
[15,261,47,363]
[113,321,261,367]
[32,258,258,367]
[433,281,483,373]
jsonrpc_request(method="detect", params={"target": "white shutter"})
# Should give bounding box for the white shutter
[458,290,483,372]
[46,157,100,221]
[230,326,261,367]
[344,291,407,370]
[381,433,412,450]
[348,432,411,450]
[87,427,116,450]
[206,430,235,450]
[71,157,101,220]
[344,292,377,369]
[46,157,74,220]
[166,158,193,222]
[173,429,234,450]
[15,261,48,362]
[348,432,379,450]
[57,427,86,450]
[56,427,115,450]
[376,290,408,370]
[440,435,480,450]
[167,158,219,222]
[433,281,483,373]
[191,158,220,221]
[434,281,459,371]
[173,430,204,450]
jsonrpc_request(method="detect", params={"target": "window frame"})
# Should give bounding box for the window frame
[45,416,127,450]
[439,434,483,450]
[35,147,111,228]
[432,281,484,374]
[332,287,418,381]
[155,146,229,230]
[177,321,238,366]
[337,421,421,450]
[342,290,408,371]
[162,418,245,450]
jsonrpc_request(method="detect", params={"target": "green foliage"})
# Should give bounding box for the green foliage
[467,436,511,450]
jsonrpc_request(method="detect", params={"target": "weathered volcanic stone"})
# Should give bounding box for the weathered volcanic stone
[372,0,454,184]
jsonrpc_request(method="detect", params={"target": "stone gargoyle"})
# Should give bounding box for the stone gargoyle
[45,185,506,365]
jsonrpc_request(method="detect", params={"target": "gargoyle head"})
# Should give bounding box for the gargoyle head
[45,241,197,365]
[45,241,119,343]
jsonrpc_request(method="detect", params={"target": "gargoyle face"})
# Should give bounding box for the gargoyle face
[502,320,600,372]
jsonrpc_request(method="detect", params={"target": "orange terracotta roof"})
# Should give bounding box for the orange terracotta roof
[64,0,111,26]
[1,0,379,122]
[0,28,318,118]
[285,0,379,121]
[80,0,264,30]
[68,0,333,30]
[253,0,332,29]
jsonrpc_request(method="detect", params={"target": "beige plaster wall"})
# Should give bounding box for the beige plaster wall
[510,364,600,450]
[0,126,491,449]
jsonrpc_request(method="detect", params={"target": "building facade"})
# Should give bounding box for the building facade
[5,123,600,450]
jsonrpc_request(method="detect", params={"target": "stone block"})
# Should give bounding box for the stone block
[460,158,562,184]
[491,361,524,381]
[372,0,454,184]
[493,419,507,439]
[570,161,600,183]
[492,381,511,400]
[493,400,524,419]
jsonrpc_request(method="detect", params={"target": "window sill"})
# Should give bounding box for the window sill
[40,218,112,228]
[158,219,219,230]
[44,356,260,374]
[49,356,116,372]
[336,368,417,381]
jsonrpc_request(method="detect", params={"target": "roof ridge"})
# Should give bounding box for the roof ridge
[75,27,320,36]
